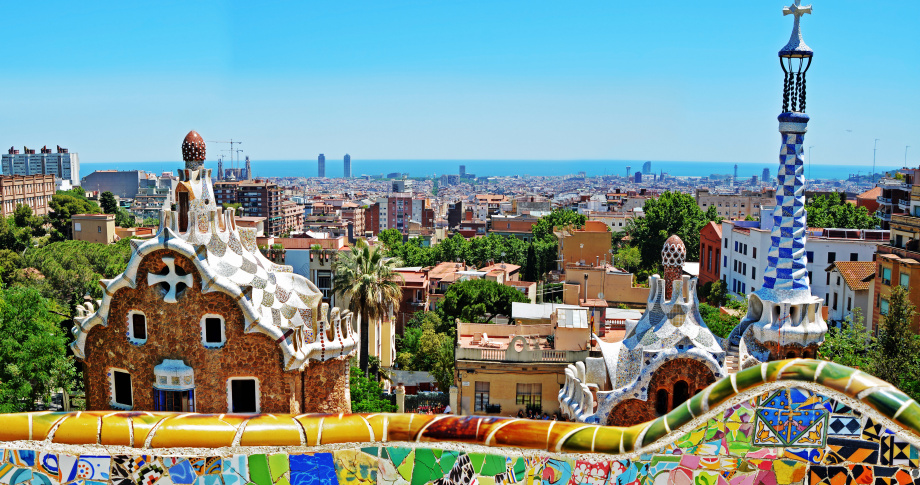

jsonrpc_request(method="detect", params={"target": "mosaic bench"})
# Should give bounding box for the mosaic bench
[1,359,918,485]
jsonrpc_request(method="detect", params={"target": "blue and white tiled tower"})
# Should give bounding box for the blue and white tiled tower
[729,0,827,369]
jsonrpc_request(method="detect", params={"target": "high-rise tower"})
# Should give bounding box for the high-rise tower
[729,0,826,368]
[642,161,652,174]
[344,154,351,178]
[244,156,251,181]
[459,164,466,177]
[762,167,770,183]
[318,154,326,178]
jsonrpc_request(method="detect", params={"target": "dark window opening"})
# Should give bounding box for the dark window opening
[155,389,194,412]
[786,351,797,359]
[178,191,189,232]
[231,379,257,413]
[205,317,223,343]
[673,380,690,409]
[132,313,146,340]
[655,389,669,415]
[113,370,132,407]
[802,349,813,359]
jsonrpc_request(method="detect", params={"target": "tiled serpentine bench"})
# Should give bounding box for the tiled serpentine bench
[1,359,919,485]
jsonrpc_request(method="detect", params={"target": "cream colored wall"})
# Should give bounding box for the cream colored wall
[72,217,116,244]
[457,364,567,417]
[562,271,649,307]
[554,326,590,351]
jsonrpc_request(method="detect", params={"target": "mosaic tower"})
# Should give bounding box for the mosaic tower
[730,1,827,368]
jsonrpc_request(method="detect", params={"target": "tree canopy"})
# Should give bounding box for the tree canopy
[531,208,586,241]
[439,278,529,324]
[818,288,920,401]
[806,193,880,229]
[0,286,76,412]
[349,364,396,413]
[49,189,101,240]
[395,313,454,392]
[624,191,721,270]
[99,191,118,214]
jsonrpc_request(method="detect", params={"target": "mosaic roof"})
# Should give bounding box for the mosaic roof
[72,135,357,371]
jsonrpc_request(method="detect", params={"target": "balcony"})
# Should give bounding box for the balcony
[877,211,892,222]
[456,346,588,363]
[877,197,892,205]
[899,200,911,211]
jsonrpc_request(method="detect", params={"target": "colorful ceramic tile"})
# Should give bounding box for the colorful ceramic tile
[828,417,862,437]
[333,450,377,485]
[753,389,827,448]
[542,459,572,485]
[825,437,880,465]
[289,454,335,485]
[168,461,197,485]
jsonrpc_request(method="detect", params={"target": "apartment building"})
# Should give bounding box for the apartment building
[555,220,612,269]
[214,179,286,236]
[455,309,590,416]
[695,188,776,220]
[377,193,413,234]
[698,221,722,287]
[81,170,153,199]
[0,174,55,217]
[874,182,920,333]
[71,213,116,244]
[3,145,79,186]
[720,216,888,302]
[875,171,920,230]
[826,261,875,330]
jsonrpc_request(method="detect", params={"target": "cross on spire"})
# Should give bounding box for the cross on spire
[783,0,812,19]
[148,256,193,303]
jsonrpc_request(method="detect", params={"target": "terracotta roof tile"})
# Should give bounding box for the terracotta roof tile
[831,261,877,291]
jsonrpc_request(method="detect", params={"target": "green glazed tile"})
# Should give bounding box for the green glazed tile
[707,376,737,409]
[763,360,787,383]
[439,451,459,475]
[865,388,912,418]
[560,426,595,453]
[814,362,854,394]
[268,454,288,482]
[666,402,694,432]
[247,455,271,485]
[274,478,289,485]
[592,427,624,454]
[687,389,708,417]
[846,372,891,397]
[734,365,766,392]
[894,402,920,435]
[621,424,646,453]
[641,418,669,447]
[468,453,485,474]
[387,447,412,468]
[513,457,526,481]
[412,449,440,485]
[360,447,379,457]
[480,455,505,476]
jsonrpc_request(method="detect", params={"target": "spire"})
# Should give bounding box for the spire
[779,1,813,114]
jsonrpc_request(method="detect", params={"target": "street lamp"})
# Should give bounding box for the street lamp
[583,272,588,304]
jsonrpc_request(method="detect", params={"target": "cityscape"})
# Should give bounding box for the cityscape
[1,2,920,485]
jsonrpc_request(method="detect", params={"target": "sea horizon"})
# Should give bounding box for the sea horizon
[80,159,896,182]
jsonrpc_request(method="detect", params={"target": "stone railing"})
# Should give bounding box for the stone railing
[455,343,588,363]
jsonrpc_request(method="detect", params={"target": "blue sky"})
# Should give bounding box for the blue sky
[2,1,918,167]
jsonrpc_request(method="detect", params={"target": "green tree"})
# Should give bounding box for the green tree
[872,286,920,395]
[22,239,133,312]
[532,208,587,241]
[378,229,404,251]
[222,202,242,211]
[142,217,160,227]
[624,192,718,270]
[48,191,101,240]
[614,246,641,272]
[99,191,118,214]
[818,309,873,370]
[806,193,879,229]
[115,208,136,228]
[522,243,538,282]
[333,238,403,372]
[395,318,455,391]
[0,286,77,412]
[0,215,35,254]
[698,302,739,339]
[0,250,22,287]
[439,278,529,324]
[349,364,396,413]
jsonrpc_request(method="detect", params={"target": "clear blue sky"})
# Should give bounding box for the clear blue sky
[2,1,918,167]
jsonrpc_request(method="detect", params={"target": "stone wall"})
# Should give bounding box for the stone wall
[608,358,716,427]
[84,249,295,413]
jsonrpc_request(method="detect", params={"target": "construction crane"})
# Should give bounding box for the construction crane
[208,139,242,169]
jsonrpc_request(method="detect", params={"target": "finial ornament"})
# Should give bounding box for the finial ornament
[779,0,813,58]
[779,0,813,113]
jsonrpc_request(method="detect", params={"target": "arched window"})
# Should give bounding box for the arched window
[673,380,690,409]
[802,349,812,359]
[655,389,669,415]
[786,351,797,359]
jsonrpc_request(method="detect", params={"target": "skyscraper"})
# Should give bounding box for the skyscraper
[460,164,466,177]
[344,154,352,178]
[762,168,770,183]
[626,166,631,178]
[244,156,251,181]
[642,161,652,174]
[318,154,326,178]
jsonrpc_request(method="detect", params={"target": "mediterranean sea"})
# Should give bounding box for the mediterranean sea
[82,159,893,181]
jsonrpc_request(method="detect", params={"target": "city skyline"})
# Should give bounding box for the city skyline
[2,1,918,166]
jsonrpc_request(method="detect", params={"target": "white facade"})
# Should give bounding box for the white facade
[2,151,80,186]
[720,219,887,302]
[826,263,875,331]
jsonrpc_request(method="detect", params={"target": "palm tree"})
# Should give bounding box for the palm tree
[333,238,403,372]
